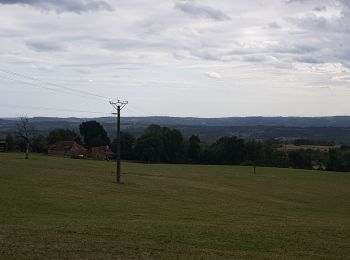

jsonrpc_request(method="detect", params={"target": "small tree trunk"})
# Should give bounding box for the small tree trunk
[26,142,29,160]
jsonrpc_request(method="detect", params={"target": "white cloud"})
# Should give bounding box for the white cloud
[293,62,350,74]
[204,72,221,79]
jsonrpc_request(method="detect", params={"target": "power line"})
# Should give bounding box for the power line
[127,104,154,117]
[0,69,111,102]
[0,73,103,102]
[0,69,111,100]
[0,68,155,117]
[0,103,112,115]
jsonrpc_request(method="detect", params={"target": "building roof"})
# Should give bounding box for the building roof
[91,146,113,155]
[49,141,86,152]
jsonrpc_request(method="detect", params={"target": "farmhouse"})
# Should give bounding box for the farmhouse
[48,141,87,157]
[89,146,113,160]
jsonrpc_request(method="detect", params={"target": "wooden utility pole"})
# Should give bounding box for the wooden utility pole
[110,100,128,183]
[116,105,121,183]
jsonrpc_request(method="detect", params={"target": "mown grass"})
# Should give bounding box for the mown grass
[0,153,349,259]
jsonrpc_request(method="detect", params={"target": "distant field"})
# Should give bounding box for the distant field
[278,144,340,152]
[0,153,349,259]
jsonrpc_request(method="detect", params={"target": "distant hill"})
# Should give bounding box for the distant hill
[117,116,350,127]
[1,116,350,144]
[3,116,350,127]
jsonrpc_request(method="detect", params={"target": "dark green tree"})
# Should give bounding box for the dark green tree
[327,149,350,172]
[188,135,201,163]
[161,127,185,163]
[211,136,245,164]
[134,134,163,163]
[5,134,14,151]
[144,124,163,137]
[79,121,110,149]
[134,125,164,163]
[32,134,48,154]
[111,132,135,160]
[134,125,185,163]
[270,150,290,168]
[245,140,264,173]
[47,128,82,144]
[288,150,312,169]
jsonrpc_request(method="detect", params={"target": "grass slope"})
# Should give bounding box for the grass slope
[0,153,349,259]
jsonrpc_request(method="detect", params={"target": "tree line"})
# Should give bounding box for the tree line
[5,119,350,172]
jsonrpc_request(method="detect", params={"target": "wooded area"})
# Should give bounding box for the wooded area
[3,119,350,172]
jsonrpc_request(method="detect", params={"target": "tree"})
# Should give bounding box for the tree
[79,121,110,149]
[245,140,264,173]
[134,125,185,163]
[32,134,48,154]
[211,136,245,165]
[134,125,163,163]
[16,117,35,159]
[261,139,280,166]
[327,149,350,172]
[111,132,135,160]
[188,135,201,163]
[47,128,82,145]
[161,127,185,163]
[288,150,312,169]
[5,134,14,151]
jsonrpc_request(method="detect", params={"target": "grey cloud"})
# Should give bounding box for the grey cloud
[102,38,168,50]
[284,0,310,3]
[287,15,331,31]
[190,49,228,61]
[273,44,318,55]
[0,0,114,13]
[314,6,327,11]
[268,22,281,29]
[174,0,230,21]
[189,41,321,64]
[294,56,323,63]
[74,68,91,74]
[340,0,350,8]
[26,40,64,52]
[242,55,274,63]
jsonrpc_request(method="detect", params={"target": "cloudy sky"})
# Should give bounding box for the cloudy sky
[1,0,350,117]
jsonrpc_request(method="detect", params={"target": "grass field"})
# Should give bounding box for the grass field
[0,153,350,259]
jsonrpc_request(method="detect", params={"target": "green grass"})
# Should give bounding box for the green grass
[0,153,350,259]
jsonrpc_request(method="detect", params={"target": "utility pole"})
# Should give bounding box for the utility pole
[110,100,128,183]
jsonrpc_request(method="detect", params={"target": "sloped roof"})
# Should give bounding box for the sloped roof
[50,141,86,152]
[71,142,87,152]
[91,146,113,154]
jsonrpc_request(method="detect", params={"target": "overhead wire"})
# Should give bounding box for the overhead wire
[0,73,105,102]
[0,103,113,116]
[126,105,150,117]
[0,68,155,117]
[0,69,111,102]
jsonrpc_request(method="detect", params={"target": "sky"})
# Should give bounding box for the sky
[0,0,350,118]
